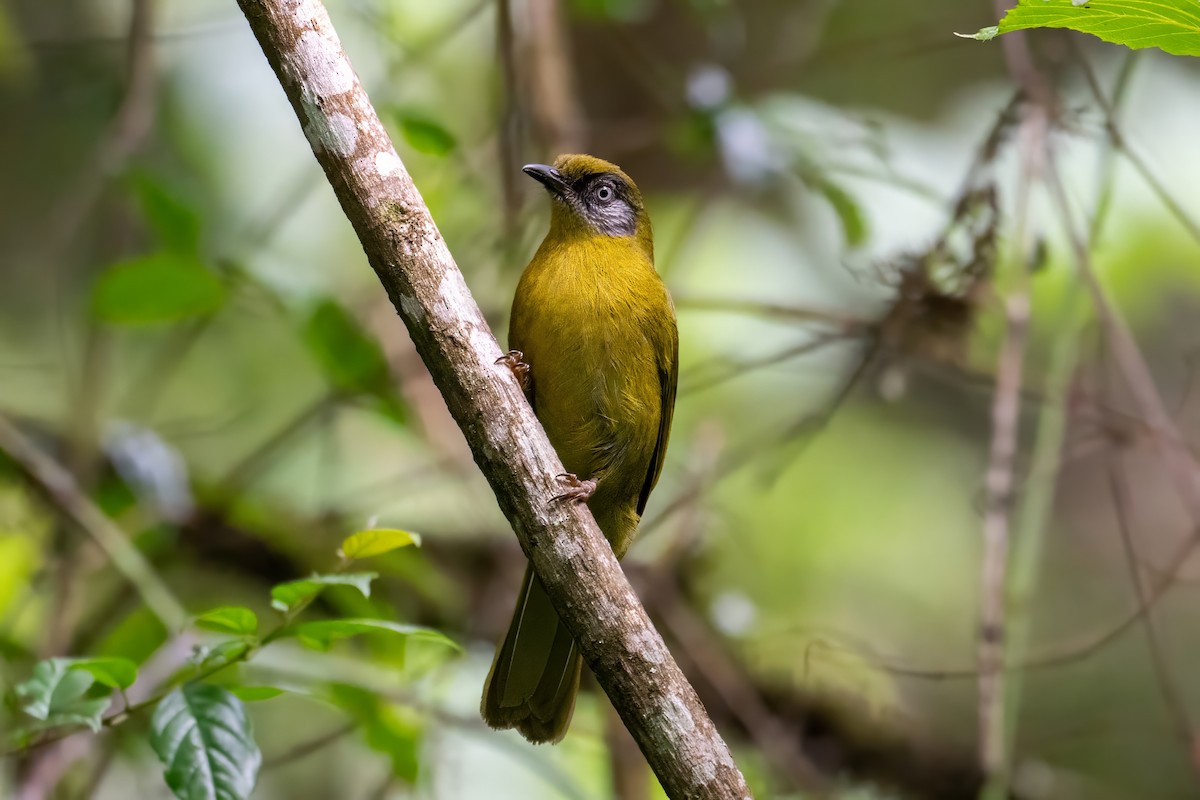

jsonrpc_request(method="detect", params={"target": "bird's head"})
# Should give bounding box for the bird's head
[523,154,651,247]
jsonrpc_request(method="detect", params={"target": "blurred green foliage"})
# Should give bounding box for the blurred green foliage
[2,0,1200,799]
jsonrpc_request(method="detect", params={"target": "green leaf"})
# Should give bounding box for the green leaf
[127,172,201,253]
[15,659,115,732]
[284,619,459,651]
[194,607,259,637]
[339,528,421,560]
[393,113,457,156]
[328,684,422,783]
[66,657,139,690]
[301,299,395,401]
[814,178,867,248]
[93,252,225,325]
[970,0,1200,57]
[269,572,377,613]
[228,686,285,702]
[197,640,252,669]
[151,684,261,800]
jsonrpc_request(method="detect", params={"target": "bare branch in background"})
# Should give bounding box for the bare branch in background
[216,391,341,496]
[605,703,652,800]
[261,722,357,770]
[519,0,585,154]
[1047,158,1200,520]
[495,0,523,264]
[47,0,158,253]
[0,412,187,630]
[39,0,159,666]
[975,7,1054,793]
[676,296,870,331]
[232,1,752,795]
[1109,461,1200,782]
[1072,48,1200,246]
[976,106,1038,790]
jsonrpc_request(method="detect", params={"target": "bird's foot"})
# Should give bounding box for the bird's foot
[495,350,531,393]
[551,472,597,504]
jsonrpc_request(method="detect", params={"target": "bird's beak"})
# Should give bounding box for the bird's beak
[522,164,569,197]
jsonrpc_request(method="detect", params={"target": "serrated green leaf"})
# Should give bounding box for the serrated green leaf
[301,299,395,401]
[127,172,201,253]
[194,607,259,637]
[270,572,377,613]
[979,0,1200,57]
[394,113,457,156]
[284,619,459,651]
[93,252,225,325]
[15,659,114,732]
[228,686,285,702]
[151,684,261,800]
[328,684,422,783]
[339,528,421,560]
[814,178,867,248]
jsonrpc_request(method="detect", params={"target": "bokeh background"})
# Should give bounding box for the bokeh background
[3,0,1200,798]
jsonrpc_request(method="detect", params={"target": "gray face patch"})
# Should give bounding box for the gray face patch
[569,174,639,237]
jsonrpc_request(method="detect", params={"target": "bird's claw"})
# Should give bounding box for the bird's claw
[496,350,531,393]
[551,472,597,504]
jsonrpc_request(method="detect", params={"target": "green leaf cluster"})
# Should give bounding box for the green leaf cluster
[6,527,452,800]
[14,657,138,734]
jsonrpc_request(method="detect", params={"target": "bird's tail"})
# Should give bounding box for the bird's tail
[481,565,583,744]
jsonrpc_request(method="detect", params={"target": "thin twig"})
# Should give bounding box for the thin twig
[681,335,848,395]
[1046,155,1200,521]
[0,413,187,630]
[495,0,522,269]
[1083,49,1140,247]
[248,661,595,800]
[1001,45,1139,766]
[976,148,1035,791]
[656,590,826,791]
[1073,47,1200,246]
[1109,460,1200,781]
[676,295,870,331]
[216,391,340,496]
[262,721,357,770]
[520,0,585,153]
[45,0,158,253]
[605,702,651,800]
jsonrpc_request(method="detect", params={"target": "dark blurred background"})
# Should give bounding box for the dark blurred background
[3,0,1200,798]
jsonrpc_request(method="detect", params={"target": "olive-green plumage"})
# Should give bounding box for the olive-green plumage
[481,154,678,744]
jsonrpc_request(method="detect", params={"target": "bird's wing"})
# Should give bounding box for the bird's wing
[637,304,679,517]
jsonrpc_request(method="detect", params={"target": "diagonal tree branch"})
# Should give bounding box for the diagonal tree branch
[232,1,752,797]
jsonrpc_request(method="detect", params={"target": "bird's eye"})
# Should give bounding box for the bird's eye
[596,185,613,202]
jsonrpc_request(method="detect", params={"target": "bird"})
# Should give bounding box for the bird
[481,154,678,744]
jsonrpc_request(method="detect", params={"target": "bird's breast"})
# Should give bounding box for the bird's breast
[510,238,666,489]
